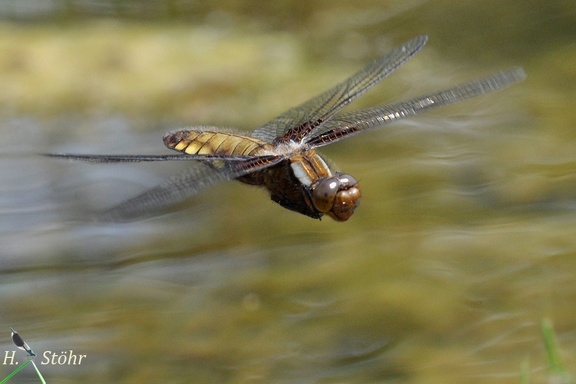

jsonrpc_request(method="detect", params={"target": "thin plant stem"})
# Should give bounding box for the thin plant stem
[0,359,31,384]
[541,318,573,384]
[30,361,46,384]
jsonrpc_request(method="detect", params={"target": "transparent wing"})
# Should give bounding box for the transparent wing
[305,67,527,148]
[251,35,428,144]
[46,152,282,220]
[97,154,282,221]
[45,153,259,163]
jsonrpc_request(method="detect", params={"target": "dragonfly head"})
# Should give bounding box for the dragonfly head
[312,173,361,221]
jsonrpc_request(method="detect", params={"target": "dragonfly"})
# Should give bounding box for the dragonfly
[48,35,525,221]
[10,327,35,356]
[7,327,47,384]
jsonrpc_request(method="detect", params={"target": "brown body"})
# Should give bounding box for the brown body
[164,130,360,220]
[164,130,272,157]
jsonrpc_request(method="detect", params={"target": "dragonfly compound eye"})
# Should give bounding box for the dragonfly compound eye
[313,174,361,221]
[312,177,341,213]
[327,173,361,221]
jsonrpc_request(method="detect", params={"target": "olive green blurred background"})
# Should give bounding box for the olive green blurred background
[0,1,575,383]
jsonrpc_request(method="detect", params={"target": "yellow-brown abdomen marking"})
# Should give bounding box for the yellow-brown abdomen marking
[164,130,272,156]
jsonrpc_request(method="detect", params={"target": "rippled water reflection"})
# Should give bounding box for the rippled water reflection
[1,3,576,383]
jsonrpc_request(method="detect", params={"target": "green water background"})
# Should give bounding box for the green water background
[0,1,575,383]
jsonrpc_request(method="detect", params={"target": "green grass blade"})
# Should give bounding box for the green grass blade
[541,318,573,384]
[0,360,31,384]
[30,361,46,384]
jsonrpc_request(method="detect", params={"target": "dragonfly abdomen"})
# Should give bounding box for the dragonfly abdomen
[163,130,273,156]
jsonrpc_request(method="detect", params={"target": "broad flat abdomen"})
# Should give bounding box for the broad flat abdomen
[163,130,273,156]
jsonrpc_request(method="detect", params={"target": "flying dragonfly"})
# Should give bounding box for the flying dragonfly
[48,35,526,221]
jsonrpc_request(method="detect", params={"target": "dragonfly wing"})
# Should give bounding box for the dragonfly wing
[306,67,527,148]
[87,154,282,221]
[45,153,259,163]
[251,35,428,144]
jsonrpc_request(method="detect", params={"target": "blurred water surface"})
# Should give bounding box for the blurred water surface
[1,1,576,383]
